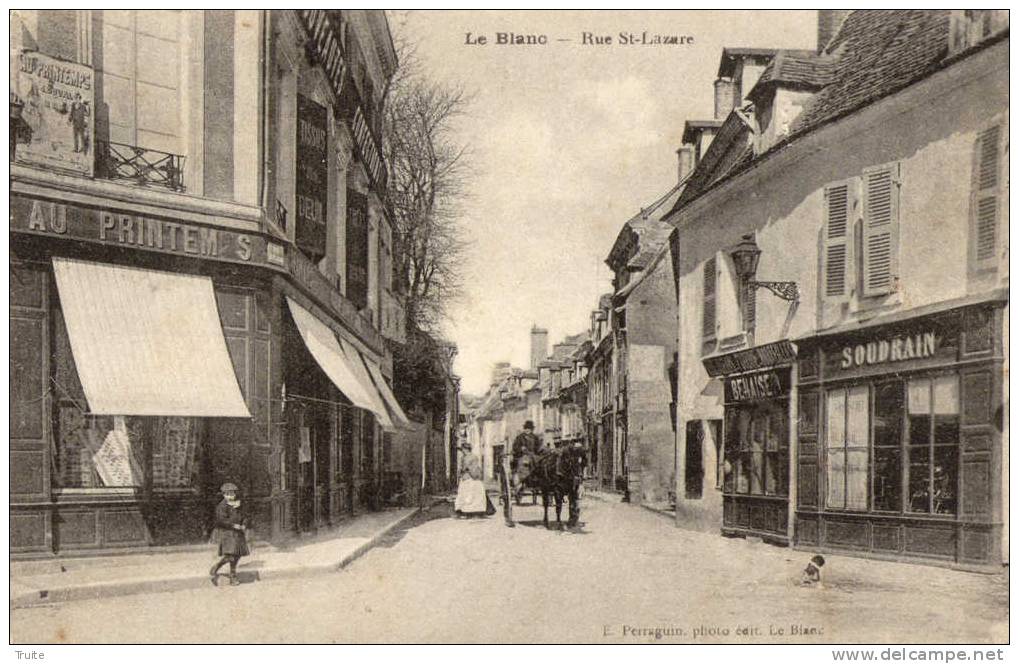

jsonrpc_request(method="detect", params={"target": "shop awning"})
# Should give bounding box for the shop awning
[52,258,251,417]
[285,297,379,416]
[337,337,395,432]
[363,356,411,428]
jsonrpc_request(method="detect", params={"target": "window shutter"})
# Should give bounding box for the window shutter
[971,125,1001,270]
[702,257,717,341]
[861,163,900,297]
[823,180,852,298]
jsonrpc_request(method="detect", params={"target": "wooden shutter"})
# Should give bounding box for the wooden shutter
[861,163,900,297]
[823,180,852,298]
[702,256,717,341]
[971,124,1001,270]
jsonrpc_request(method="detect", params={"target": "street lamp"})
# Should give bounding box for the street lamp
[730,233,800,303]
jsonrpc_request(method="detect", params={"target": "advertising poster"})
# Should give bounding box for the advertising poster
[14,50,95,175]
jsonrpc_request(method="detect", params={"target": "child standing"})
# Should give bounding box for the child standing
[209,482,249,586]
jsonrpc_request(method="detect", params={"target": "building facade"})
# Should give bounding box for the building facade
[669,10,1008,567]
[10,10,411,556]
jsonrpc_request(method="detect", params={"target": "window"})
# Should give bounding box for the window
[824,386,868,510]
[96,11,184,155]
[872,381,903,511]
[821,163,900,301]
[970,124,1003,272]
[702,257,717,343]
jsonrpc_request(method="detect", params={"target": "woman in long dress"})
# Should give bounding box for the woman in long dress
[454,443,489,518]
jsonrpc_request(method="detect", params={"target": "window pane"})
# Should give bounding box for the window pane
[151,416,201,488]
[933,446,958,515]
[768,407,786,450]
[799,391,818,434]
[826,390,846,450]
[846,386,869,448]
[826,449,846,508]
[846,449,869,510]
[909,413,931,447]
[751,412,766,453]
[58,415,146,488]
[934,415,960,447]
[873,447,901,511]
[874,381,903,447]
[908,446,931,512]
[735,453,749,494]
[750,451,764,494]
[776,451,789,496]
[934,376,960,415]
[764,452,778,494]
[908,379,931,414]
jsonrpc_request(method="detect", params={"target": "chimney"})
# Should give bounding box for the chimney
[713,78,736,120]
[817,10,850,52]
[529,326,548,371]
[677,145,695,182]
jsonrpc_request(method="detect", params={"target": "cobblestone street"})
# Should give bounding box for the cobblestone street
[11,498,1008,644]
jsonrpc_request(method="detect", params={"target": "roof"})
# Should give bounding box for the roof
[669,11,1008,218]
[746,51,834,102]
[607,180,685,270]
[682,119,724,144]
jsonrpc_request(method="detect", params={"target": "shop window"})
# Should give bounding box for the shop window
[907,377,959,515]
[726,404,787,498]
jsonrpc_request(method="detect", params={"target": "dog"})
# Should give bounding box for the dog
[800,554,825,586]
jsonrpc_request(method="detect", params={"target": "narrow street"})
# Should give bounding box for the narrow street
[11,497,1007,644]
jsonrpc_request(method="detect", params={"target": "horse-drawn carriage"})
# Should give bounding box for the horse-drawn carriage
[496,445,585,529]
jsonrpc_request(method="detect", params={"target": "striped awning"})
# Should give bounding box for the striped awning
[52,258,251,417]
[363,356,411,428]
[336,337,395,432]
[285,297,380,417]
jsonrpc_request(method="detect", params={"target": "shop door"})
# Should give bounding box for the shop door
[313,406,331,527]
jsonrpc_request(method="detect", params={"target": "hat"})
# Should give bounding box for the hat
[220,482,239,493]
[524,420,535,430]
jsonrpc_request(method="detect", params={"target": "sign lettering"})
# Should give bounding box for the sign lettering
[295,95,329,262]
[725,369,790,403]
[703,340,797,377]
[12,196,266,266]
[839,332,938,370]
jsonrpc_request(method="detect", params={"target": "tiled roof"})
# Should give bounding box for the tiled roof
[789,10,952,137]
[747,51,834,101]
[682,119,724,144]
[669,10,1006,218]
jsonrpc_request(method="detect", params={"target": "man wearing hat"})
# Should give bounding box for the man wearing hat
[209,482,249,586]
[512,420,542,469]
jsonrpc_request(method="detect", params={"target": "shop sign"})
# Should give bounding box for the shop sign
[14,51,95,176]
[295,95,328,262]
[725,368,790,403]
[703,340,797,377]
[839,331,937,370]
[11,196,269,266]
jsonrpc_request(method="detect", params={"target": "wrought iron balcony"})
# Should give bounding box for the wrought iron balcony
[96,140,186,192]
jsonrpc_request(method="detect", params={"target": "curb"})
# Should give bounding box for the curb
[11,503,435,608]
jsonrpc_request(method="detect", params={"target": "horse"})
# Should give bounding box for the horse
[500,445,585,530]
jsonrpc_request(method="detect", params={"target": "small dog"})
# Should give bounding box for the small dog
[800,555,825,586]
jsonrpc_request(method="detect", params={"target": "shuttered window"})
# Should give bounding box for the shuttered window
[702,257,717,342]
[861,163,900,297]
[971,124,1001,271]
[823,180,853,299]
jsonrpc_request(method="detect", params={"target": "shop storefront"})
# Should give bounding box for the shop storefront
[794,298,1006,567]
[704,340,797,545]
[10,193,406,556]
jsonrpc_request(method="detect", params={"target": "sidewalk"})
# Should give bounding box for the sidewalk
[11,502,437,608]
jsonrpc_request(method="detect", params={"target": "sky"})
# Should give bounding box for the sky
[387,10,818,395]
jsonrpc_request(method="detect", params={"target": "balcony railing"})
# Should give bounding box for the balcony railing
[96,140,186,192]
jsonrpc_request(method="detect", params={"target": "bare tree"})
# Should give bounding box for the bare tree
[383,37,473,332]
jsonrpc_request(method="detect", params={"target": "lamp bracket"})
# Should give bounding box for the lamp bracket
[751,280,800,302]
